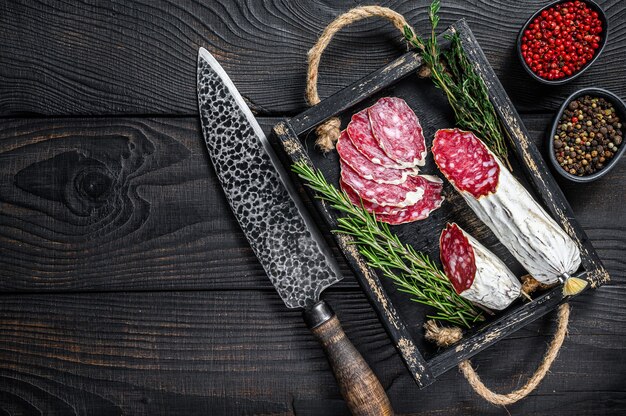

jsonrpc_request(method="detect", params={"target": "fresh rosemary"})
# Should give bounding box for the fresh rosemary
[403,0,511,168]
[292,162,483,328]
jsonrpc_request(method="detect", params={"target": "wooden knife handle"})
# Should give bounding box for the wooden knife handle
[304,300,394,416]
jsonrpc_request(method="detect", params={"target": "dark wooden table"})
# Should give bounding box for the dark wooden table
[0,1,624,414]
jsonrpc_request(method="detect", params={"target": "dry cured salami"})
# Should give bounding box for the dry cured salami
[440,223,521,311]
[375,176,444,225]
[433,128,582,288]
[440,223,476,294]
[336,131,418,185]
[343,175,443,224]
[368,97,427,168]
[340,162,425,208]
[346,109,404,169]
[340,179,403,216]
[338,96,443,225]
[431,128,499,197]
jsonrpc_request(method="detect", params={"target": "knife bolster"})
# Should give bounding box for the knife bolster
[303,300,335,329]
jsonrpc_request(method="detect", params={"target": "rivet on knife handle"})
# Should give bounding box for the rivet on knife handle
[304,301,394,416]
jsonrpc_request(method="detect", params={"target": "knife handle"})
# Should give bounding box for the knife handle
[304,300,394,416]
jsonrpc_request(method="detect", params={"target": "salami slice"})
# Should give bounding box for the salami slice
[340,162,425,208]
[376,176,444,225]
[337,130,418,185]
[346,109,404,169]
[433,129,581,286]
[432,128,499,198]
[368,97,427,168]
[440,223,521,311]
[340,179,403,215]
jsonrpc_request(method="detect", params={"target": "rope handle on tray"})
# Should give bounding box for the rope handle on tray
[308,6,571,406]
[305,6,413,151]
[426,303,570,406]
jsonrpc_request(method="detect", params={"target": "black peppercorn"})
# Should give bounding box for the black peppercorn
[554,95,623,176]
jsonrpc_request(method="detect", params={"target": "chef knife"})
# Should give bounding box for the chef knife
[197,47,392,415]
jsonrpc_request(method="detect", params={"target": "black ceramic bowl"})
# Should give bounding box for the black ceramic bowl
[548,87,626,182]
[517,0,609,85]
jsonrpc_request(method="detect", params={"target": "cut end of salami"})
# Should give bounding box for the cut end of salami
[432,128,500,198]
[440,223,522,310]
[368,97,427,167]
[440,223,476,294]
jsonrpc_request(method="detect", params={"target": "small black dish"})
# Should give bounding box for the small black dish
[516,0,609,85]
[548,87,626,182]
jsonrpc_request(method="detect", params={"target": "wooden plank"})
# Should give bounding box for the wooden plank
[1,0,625,116]
[0,115,624,294]
[0,1,624,414]
[0,117,357,292]
[0,287,623,415]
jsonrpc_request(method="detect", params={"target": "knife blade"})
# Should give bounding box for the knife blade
[197,47,392,415]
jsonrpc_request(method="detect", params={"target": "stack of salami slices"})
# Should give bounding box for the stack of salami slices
[338,97,444,225]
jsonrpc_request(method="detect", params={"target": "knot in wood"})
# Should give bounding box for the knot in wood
[75,169,113,201]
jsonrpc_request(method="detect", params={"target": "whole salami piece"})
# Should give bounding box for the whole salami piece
[347,109,404,169]
[368,97,427,168]
[440,223,521,310]
[433,128,585,295]
[336,131,418,185]
[375,176,444,225]
[341,162,425,208]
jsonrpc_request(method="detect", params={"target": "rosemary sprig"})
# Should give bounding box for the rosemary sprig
[292,162,483,328]
[403,0,511,168]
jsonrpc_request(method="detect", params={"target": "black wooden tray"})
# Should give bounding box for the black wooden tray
[270,20,610,389]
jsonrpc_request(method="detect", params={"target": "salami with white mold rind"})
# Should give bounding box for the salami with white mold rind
[433,128,581,285]
[340,162,425,208]
[368,97,427,168]
[336,130,418,185]
[440,223,521,311]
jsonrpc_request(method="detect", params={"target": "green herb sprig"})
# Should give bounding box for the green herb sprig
[403,0,511,168]
[292,162,483,328]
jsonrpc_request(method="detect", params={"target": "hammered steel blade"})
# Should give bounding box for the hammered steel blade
[197,47,342,309]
